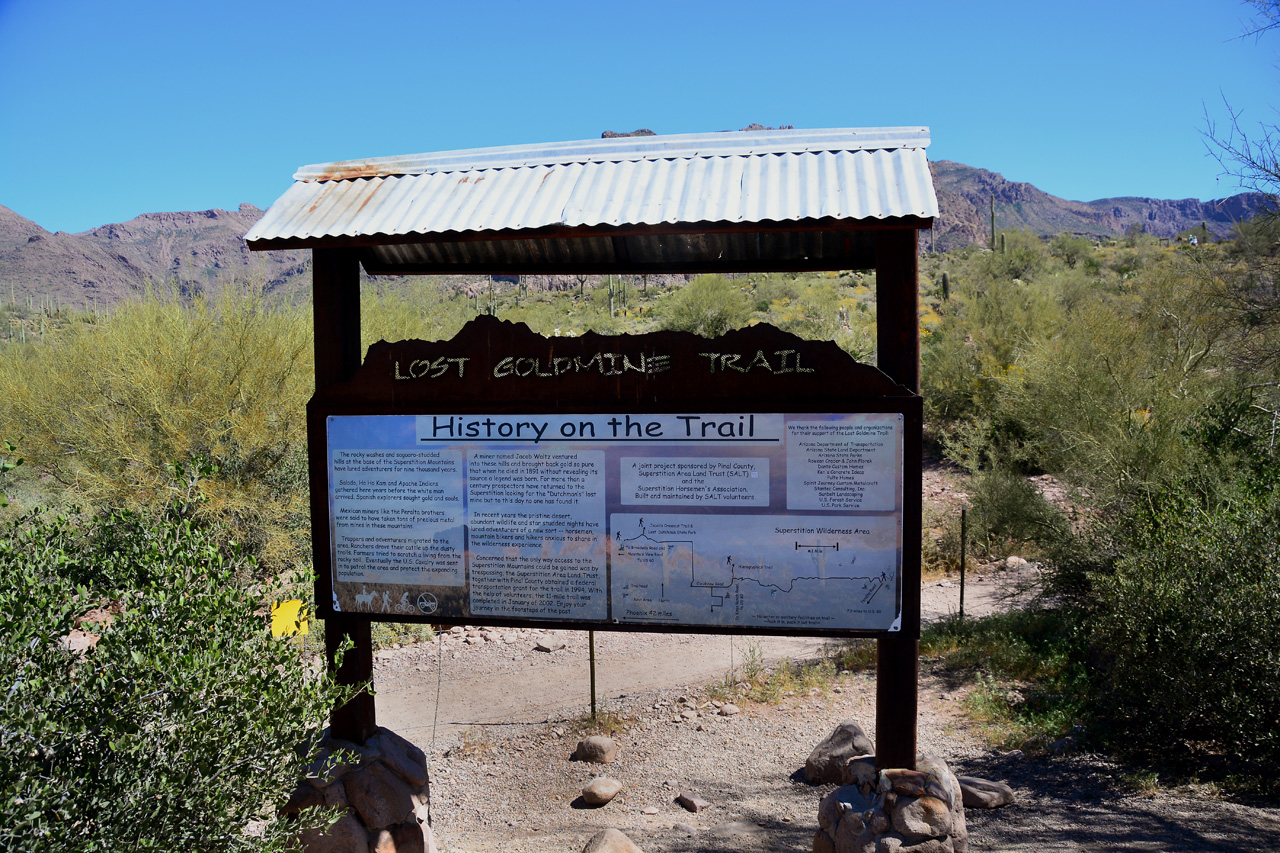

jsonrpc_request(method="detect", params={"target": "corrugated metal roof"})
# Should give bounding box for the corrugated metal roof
[246,128,937,252]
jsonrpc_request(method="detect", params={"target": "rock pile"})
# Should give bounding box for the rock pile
[813,754,968,853]
[285,727,435,853]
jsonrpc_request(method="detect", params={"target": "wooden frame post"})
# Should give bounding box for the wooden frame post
[312,247,377,744]
[874,228,923,770]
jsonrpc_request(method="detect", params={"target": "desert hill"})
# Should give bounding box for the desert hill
[0,164,1268,308]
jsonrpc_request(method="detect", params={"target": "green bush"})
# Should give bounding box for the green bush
[659,274,752,337]
[0,286,314,573]
[0,510,351,851]
[1089,484,1280,764]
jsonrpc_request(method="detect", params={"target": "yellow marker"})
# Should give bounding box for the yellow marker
[270,599,310,637]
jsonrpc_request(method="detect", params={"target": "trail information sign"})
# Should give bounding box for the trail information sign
[307,316,921,638]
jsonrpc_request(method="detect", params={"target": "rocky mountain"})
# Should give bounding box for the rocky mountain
[0,204,309,310]
[0,163,1269,309]
[929,160,1267,251]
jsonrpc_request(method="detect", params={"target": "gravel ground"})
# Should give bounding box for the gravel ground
[382,642,1280,853]
[363,464,1280,851]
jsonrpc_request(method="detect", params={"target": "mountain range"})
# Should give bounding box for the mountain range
[0,162,1267,310]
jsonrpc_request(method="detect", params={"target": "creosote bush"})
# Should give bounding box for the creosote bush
[0,509,352,851]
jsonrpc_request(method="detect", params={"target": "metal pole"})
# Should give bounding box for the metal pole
[959,506,967,621]
[589,630,597,719]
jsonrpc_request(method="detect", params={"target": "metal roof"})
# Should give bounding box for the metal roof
[245,127,937,274]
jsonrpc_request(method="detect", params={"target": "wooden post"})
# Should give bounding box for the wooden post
[874,228,923,771]
[312,247,377,744]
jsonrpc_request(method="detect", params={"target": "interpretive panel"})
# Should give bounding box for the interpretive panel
[325,411,904,631]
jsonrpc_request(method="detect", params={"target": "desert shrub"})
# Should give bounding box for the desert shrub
[361,279,474,346]
[964,465,1069,556]
[659,274,752,337]
[1088,482,1280,764]
[979,229,1048,281]
[1049,233,1094,270]
[0,509,351,851]
[0,287,314,572]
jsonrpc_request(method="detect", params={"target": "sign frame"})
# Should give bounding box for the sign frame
[306,316,923,639]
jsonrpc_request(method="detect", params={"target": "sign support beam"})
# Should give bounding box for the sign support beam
[874,228,922,771]
[313,247,377,744]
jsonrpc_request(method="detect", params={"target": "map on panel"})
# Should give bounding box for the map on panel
[610,513,900,631]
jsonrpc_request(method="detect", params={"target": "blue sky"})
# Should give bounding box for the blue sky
[0,0,1275,234]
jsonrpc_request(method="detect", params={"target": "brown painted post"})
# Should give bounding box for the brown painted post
[313,247,377,744]
[874,228,923,771]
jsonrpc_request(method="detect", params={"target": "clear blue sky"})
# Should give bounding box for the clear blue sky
[1,0,1275,234]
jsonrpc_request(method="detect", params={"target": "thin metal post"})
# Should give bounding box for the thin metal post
[959,506,967,621]
[589,630,597,719]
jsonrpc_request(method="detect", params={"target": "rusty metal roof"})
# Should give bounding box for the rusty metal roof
[246,127,936,274]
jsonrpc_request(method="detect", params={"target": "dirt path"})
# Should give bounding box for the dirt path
[365,467,1279,851]
[376,565,1032,750]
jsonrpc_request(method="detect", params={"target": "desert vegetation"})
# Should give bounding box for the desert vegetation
[3,213,1279,846]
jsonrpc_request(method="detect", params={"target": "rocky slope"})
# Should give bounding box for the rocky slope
[929,160,1267,251]
[0,203,309,310]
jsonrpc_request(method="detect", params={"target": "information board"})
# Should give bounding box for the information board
[325,411,904,632]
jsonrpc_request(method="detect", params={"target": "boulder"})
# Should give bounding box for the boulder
[296,812,367,853]
[583,777,623,805]
[369,728,428,788]
[841,754,878,793]
[891,795,952,839]
[369,821,426,853]
[582,827,644,853]
[573,735,618,763]
[344,762,415,831]
[956,776,1014,809]
[805,720,874,784]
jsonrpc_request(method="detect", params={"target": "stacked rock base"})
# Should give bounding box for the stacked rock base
[814,755,967,853]
[284,727,437,853]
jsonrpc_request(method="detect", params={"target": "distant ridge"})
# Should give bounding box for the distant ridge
[0,164,1268,308]
[929,161,1266,251]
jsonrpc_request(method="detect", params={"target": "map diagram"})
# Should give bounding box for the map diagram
[609,513,900,631]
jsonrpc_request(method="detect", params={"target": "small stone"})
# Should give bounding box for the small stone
[581,827,643,853]
[536,636,567,652]
[673,822,697,835]
[718,704,740,716]
[573,735,618,763]
[582,777,623,806]
[957,776,1015,809]
[676,791,711,812]
[641,806,659,815]
[681,709,698,721]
